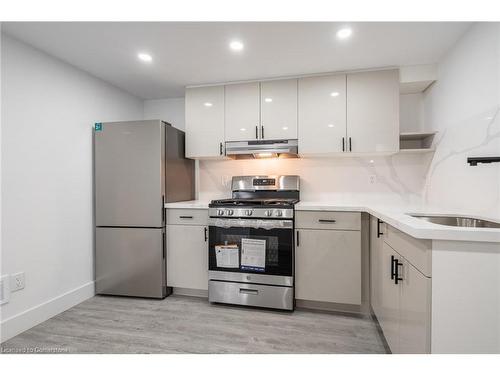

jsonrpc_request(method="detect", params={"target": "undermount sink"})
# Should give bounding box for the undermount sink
[409,214,500,228]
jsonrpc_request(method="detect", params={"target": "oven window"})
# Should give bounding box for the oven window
[208,225,293,276]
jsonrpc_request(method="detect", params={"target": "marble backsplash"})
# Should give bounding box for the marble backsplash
[198,153,432,207]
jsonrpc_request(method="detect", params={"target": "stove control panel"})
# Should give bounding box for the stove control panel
[253,178,276,186]
[208,207,294,219]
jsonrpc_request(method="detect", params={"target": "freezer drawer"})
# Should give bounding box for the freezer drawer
[96,227,166,298]
[208,280,294,310]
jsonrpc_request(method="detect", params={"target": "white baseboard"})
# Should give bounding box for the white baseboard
[0,281,95,343]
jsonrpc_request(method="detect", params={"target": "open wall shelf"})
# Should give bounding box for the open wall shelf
[399,131,437,153]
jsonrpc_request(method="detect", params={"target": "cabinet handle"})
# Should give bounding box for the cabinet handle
[342,137,345,152]
[394,258,403,285]
[255,125,258,139]
[179,215,193,219]
[296,230,300,247]
[261,125,265,139]
[318,219,336,223]
[219,142,223,155]
[391,255,396,280]
[239,288,258,295]
[204,227,208,242]
[349,137,352,152]
[377,219,384,238]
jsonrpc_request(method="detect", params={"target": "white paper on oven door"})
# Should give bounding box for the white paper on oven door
[215,245,239,268]
[240,238,266,272]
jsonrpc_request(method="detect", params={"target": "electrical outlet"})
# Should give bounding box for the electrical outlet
[0,276,10,305]
[369,175,377,184]
[10,272,25,292]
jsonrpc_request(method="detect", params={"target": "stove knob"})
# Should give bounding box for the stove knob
[276,210,283,217]
[226,209,234,216]
[245,210,253,216]
[217,209,224,216]
[265,210,273,217]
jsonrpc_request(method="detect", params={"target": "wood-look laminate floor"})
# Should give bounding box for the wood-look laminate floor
[1,295,387,354]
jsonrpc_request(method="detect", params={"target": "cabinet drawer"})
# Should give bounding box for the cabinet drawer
[295,211,361,230]
[166,208,208,226]
[384,225,431,277]
[208,280,293,310]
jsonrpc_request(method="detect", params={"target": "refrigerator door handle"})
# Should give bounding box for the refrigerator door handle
[162,195,165,224]
[162,231,166,259]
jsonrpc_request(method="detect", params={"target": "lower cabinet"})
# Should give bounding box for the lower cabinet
[166,223,208,290]
[295,211,362,306]
[371,222,431,354]
[370,216,385,320]
[399,256,431,354]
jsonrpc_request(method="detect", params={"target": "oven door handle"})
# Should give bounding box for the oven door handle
[208,218,293,230]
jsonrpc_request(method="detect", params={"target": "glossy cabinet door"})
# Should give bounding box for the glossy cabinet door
[295,229,361,305]
[346,69,399,153]
[378,242,401,353]
[260,79,298,140]
[166,224,208,290]
[185,86,225,158]
[370,216,385,319]
[225,82,260,141]
[399,258,431,354]
[298,74,347,155]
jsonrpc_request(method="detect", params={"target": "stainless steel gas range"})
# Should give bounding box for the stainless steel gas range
[207,175,299,311]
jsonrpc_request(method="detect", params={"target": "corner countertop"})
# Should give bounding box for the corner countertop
[165,200,500,243]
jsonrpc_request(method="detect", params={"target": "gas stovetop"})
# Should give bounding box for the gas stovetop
[208,198,299,219]
[209,198,299,208]
[208,175,300,219]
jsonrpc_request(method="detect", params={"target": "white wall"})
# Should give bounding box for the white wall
[400,93,424,133]
[143,98,185,131]
[0,34,144,342]
[423,23,500,218]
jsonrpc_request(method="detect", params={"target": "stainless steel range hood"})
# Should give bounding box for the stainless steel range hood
[225,139,298,159]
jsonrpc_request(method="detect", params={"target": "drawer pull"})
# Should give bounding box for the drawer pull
[239,288,259,295]
[318,219,336,223]
[377,219,384,238]
[179,215,194,219]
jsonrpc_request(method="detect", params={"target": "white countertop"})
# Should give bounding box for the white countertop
[165,200,211,209]
[165,200,500,243]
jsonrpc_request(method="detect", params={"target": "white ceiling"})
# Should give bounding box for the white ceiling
[3,22,471,99]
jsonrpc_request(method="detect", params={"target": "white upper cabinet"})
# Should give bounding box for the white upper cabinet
[225,82,260,142]
[298,74,347,155]
[185,69,400,157]
[185,86,225,158]
[260,79,298,140]
[346,69,400,153]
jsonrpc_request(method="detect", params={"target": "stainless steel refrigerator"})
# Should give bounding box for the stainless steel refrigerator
[94,120,194,298]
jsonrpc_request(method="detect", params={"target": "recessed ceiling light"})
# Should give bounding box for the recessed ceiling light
[369,159,375,164]
[327,124,335,128]
[282,126,288,130]
[330,92,339,97]
[265,98,273,103]
[229,40,244,51]
[336,28,352,40]
[240,128,246,131]
[204,102,213,107]
[137,53,153,62]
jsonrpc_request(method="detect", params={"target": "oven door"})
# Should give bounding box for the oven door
[208,218,294,286]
